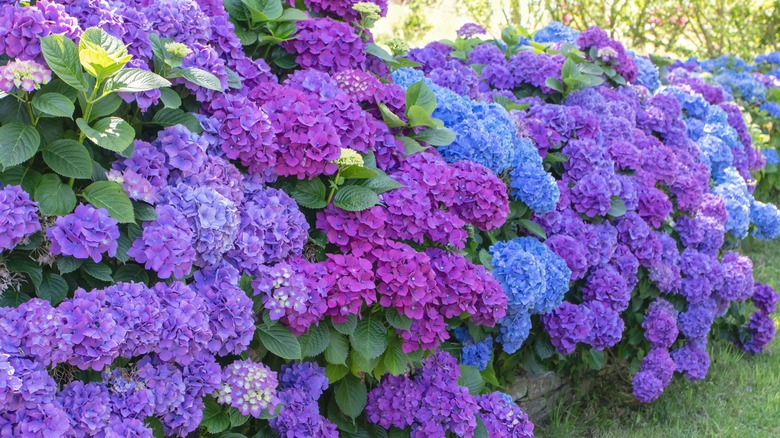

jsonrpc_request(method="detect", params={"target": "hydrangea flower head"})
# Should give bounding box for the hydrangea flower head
[217,360,279,418]
[0,185,41,252]
[0,59,51,92]
[47,204,120,262]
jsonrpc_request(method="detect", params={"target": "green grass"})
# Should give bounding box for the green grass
[539,239,780,438]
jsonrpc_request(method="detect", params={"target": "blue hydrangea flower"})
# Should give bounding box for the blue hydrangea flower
[762,148,780,166]
[759,101,780,118]
[630,52,660,92]
[533,21,579,43]
[750,200,780,240]
[711,167,751,238]
[697,135,734,178]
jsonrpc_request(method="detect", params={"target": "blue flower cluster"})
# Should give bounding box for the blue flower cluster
[390,68,559,213]
[533,21,580,43]
[489,237,572,353]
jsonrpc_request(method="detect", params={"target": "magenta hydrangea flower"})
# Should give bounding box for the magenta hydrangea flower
[316,205,388,258]
[0,1,80,61]
[374,241,440,320]
[0,185,41,251]
[322,254,376,323]
[333,69,383,102]
[128,205,196,280]
[216,360,279,418]
[47,204,119,263]
[449,160,510,231]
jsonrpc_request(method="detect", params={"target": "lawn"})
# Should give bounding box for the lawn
[539,238,780,438]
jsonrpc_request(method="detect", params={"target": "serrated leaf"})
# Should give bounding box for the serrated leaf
[413,127,456,146]
[333,314,357,335]
[37,273,68,305]
[292,178,327,209]
[258,324,302,360]
[326,363,350,384]
[103,68,170,93]
[32,93,75,118]
[333,185,380,212]
[40,35,88,92]
[350,317,387,360]
[132,202,157,222]
[358,174,402,194]
[81,260,113,281]
[377,103,406,128]
[41,139,92,179]
[179,67,223,91]
[34,173,76,216]
[82,181,134,223]
[365,43,395,62]
[406,105,438,128]
[77,117,135,153]
[324,329,349,365]
[84,94,122,123]
[277,7,308,21]
[0,123,41,168]
[113,263,149,283]
[458,365,485,395]
[56,259,82,278]
[334,375,367,419]
[350,349,380,374]
[544,77,564,93]
[79,28,131,80]
[0,166,41,196]
[151,108,203,133]
[242,0,284,21]
[229,408,250,428]
[340,165,379,180]
[385,308,412,331]
[398,136,427,155]
[383,341,409,375]
[300,323,331,357]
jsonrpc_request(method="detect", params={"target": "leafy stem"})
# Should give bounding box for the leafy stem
[325,168,343,205]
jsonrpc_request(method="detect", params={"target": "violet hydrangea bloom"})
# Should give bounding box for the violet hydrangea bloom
[0,185,41,252]
[47,204,119,263]
[56,381,111,435]
[752,282,779,316]
[0,59,51,92]
[128,205,196,279]
[741,313,776,354]
[216,360,279,418]
[270,362,337,437]
[282,18,366,73]
[476,392,534,437]
[456,23,487,39]
[642,299,680,349]
[542,302,593,355]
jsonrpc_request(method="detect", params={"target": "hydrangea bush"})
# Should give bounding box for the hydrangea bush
[0,2,777,438]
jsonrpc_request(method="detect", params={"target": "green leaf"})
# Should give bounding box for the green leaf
[458,365,485,395]
[406,105,440,128]
[229,408,250,428]
[377,103,406,128]
[334,375,367,419]
[32,93,75,118]
[202,398,230,434]
[103,68,170,93]
[383,340,409,375]
[325,363,350,384]
[534,338,556,360]
[357,174,402,195]
[350,349,380,374]
[34,174,76,216]
[478,249,493,269]
[324,329,349,365]
[159,88,182,108]
[77,117,135,153]
[42,139,92,179]
[474,417,489,438]
[258,324,302,360]
[40,35,88,92]
[333,314,357,335]
[132,202,157,222]
[413,127,456,146]
[544,77,564,93]
[398,136,427,155]
[0,290,30,307]
[385,308,412,331]
[79,28,132,80]
[241,0,284,21]
[365,43,395,62]
[151,108,202,133]
[0,123,41,168]
[350,317,387,360]
[607,196,627,218]
[113,264,149,283]
[519,218,547,240]
[340,165,379,180]
[144,417,165,438]
[588,349,605,370]
[37,273,68,305]
[57,257,83,274]
[299,323,331,357]
[333,185,380,212]
[83,94,122,122]
[82,181,135,223]
[544,152,568,163]
[178,67,223,91]
[81,260,113,281]
[0,166,41,195]
[292,178,327,209]
[277,7,308,21]
[405,81,437,114]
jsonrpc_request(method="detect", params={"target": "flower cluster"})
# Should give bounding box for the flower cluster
[366,351,533,436]
[269,363,337,437]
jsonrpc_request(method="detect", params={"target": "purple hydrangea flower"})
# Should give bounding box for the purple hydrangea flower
[542,302,592,355]
[0,185,41,252]
[752,282,779,316]
[47,204,120,263]
[282,18,366,73]
[127,205,196,279]
[476,392,534,437]
[56,381,111,435]
[216,360,279,418]
[642,299,679,349]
